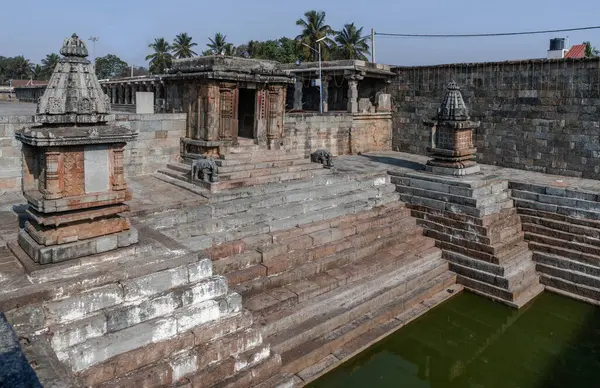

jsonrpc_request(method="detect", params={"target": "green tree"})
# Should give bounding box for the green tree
[95,54,129,79]
[584,41,599,58]
[10,56,33,79]
[172,33,198,59]
[295,10,334,61]
[333,23,370,61]
[146,38,173,74]
[32,64,44,79]
[207,33,229,55]
[41,53,60,79]
[244,38,301,63]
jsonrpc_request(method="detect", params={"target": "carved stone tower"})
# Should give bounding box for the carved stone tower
[14,34,138,264]
[424,81,480,176]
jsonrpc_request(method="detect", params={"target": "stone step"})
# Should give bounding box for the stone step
[393,179,510,208]
[516,206,600,231]
[416,217,522,246]
[243,234,439,321]
[210,171,389,203]
[279,271,457,377]
[265,256,449,356]
[523,222,600,249]
[211,204,410,277]
[163,184,399,243]
[528,241,600,268]
[390,170,507,191]
[293,283,463,386]
[219,149,302,160]
[443,248,533,278]
[536,262,600,290]
[218,163,325,181]
[540,273,600,302]
[152,172,211,198]
[519,213,600,240]
[77,310,255,386]
[513,197,600,221]
[510,181,600,203]
[448,257,536,291]
[411,207,521,238]
[456,272,542,308]
[425,226,525,257]
[234,221,426,298]
[436,238,530,265]
[533,251,600,278]
[216,158,313,174]
[215,153,305,166]
[526,232,600,258]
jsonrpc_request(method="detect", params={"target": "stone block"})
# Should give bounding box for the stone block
[50,313,107,351]
[95,234,118,253]
[44,284,123,325]
[105,292,182,333]
[63,317,178,372]
[5,305,46,333]
[188,259,213,282]
[122,267,188,301]
[175,300,220,333]
[218,292,243,315]
[181,276,228,306]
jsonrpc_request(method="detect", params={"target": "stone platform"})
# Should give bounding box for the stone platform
[2,151,600,386]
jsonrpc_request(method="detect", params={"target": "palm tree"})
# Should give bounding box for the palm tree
[41,53,60,79]
[584,41,599,58]
[207,33,229,55]
[172,33,198,59]
[145,38,173,74]
[295,10,334,61]
[11,56,32,79]
[334,23,370,61]
[32,64,44,79]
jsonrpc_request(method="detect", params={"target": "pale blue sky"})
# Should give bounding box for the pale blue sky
[2,0,599,67]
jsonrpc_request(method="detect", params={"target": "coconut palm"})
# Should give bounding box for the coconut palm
[145,38,173,74]
[32,64,44,79]
[172,33,198,59]
[41,53,60,79]
[295,10,334,61]
[584,41,599,58]
[334,23,370,61]
[207,33,229,55]
[11,56,32,79]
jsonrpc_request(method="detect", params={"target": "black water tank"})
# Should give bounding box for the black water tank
[549,38,565,51]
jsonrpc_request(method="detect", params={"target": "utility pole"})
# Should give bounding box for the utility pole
[88,36,99,69]
[131,64,134,78]
[371,28,376,63]
[302,36,326,114]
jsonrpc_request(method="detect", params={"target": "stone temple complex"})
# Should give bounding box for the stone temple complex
[1,33,600,387]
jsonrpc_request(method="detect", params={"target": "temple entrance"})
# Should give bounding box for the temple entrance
[237,88,256,139]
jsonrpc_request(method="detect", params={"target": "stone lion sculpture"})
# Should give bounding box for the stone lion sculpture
[310,149,334,168]
[191,157,218,183]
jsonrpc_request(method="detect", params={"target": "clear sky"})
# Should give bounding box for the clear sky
[2,0,599,67]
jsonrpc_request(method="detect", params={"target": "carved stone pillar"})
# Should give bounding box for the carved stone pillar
[125,84,131,104]
[43,150,62,200]
[131,84,137,105]
[347,78,358,113]
[219,85,235,141]
[266,86,284,149]
[293,80,303,110]
[111,86,116,104]
[206,83,220,141]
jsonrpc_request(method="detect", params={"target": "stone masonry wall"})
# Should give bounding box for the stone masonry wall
[0,113,186,191]
[393,58,600,178]
[284,112,392,157]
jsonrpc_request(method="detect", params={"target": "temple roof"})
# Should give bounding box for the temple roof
[35,33,111,124]
[437,81,469,121]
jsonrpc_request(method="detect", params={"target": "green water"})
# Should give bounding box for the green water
[309,292,600,388]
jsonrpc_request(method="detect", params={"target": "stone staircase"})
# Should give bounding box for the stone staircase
[136,171,399,253]
[155,140,329,193]
[391,171,543,308]
[511,182,600,304]
[200,201,458,383]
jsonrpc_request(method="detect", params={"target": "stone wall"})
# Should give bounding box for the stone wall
[0,113,186,191]
[284,112,392,157]
[393,58,600,178]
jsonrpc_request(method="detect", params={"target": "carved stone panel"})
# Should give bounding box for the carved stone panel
[219,88,234,140]
[84,145,110,194]
[62,147,85,197]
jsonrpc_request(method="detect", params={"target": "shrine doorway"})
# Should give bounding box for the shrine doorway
[237,88,256,139]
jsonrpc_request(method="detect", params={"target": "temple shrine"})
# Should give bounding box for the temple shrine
[14,34,138,264]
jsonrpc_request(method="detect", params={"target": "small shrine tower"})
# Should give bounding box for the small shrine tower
[14,34,138,264]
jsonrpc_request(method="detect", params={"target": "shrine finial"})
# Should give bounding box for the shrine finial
[437,81,469,121]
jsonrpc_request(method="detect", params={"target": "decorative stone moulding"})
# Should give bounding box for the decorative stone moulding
[14,34,138,265]
[424,81,480,176]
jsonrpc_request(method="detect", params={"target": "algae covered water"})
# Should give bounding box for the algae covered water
[309,292,600,388]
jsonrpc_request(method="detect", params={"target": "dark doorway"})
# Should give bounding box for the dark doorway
[238,88,256,139]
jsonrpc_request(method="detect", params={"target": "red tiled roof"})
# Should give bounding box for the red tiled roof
[565,44,586,59]
[10,79,48,87]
